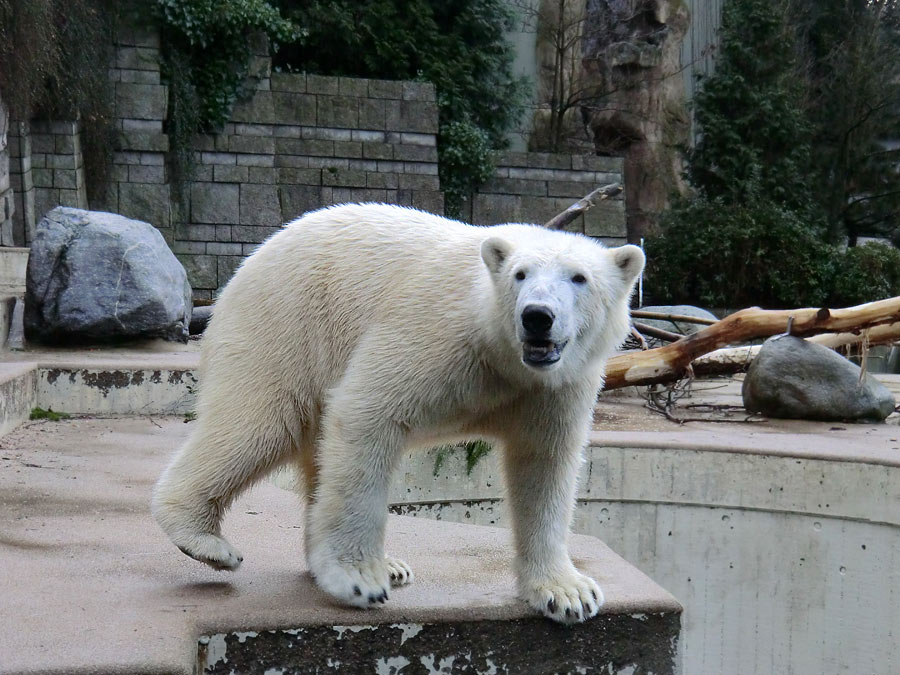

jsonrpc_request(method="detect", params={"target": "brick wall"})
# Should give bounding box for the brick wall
[4,27,625,298]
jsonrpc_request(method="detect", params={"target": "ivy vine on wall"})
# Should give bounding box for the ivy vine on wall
[153,0,297,200]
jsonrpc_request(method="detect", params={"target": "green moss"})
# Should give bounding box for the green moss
[29,407,71,421]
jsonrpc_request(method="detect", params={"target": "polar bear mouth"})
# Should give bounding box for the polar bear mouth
[522,339,568,367]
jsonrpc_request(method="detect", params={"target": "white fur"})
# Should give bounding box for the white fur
[151,203,644,623]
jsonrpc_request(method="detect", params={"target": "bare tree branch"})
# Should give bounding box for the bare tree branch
[544,183,623,230]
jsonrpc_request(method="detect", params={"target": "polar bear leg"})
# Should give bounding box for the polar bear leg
[304,400,409,608]
[500,396,604,624]
[152,418,293,571]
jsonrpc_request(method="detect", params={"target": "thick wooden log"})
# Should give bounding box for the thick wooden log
[605,296,900,390]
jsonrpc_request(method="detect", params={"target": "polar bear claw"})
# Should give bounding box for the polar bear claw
[523,571,604,624]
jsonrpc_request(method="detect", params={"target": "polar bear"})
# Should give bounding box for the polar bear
[152,202,644,623]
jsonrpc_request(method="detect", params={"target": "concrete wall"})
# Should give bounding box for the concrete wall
[390,440,900,675]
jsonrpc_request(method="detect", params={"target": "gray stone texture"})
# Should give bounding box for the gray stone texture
[742,336,897,422]
[472,153,625,245]
[24,207,191,344]
[191,183,239,224]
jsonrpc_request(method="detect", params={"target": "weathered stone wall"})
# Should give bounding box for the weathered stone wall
[29,120,89,221]
[100,28,443,300]
[5,27,624,298]
[471,151,625,244]
[0,93,15,246]
[7,120,34,245]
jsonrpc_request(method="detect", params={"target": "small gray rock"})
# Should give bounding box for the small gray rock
[636,305,718,336]
[25,207,192,344]
[742,336,896,422]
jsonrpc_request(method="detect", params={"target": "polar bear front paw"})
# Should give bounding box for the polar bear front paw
[522,571,604,624]
[312,555,413,608]
[176,533,244,571]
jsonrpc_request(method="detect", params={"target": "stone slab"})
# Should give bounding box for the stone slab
[0,416,681,675]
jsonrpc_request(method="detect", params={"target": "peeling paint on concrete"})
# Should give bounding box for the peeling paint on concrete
[332,624,376,639]
[199,614,679,674]
[37,367,197,415]
[234,631,259,643]
[419,654,455,674]
[202,633,228,669]
[392,622,423,645]
[375,654,411,674]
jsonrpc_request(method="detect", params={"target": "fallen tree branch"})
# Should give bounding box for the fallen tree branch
[632,321,684,343]
[605,296,900,390]
[544,183,623,231]
[631,310,717,326]
[688,321,900,376]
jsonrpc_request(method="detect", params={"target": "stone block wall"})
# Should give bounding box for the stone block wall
[101,25,172,248]
[471,152,626,245]
[29,120,89,221]
[7,120,34,245]
[0,95,14,246]
[8,118,89,246]
[98,29,444,300]
[3,27,625,297]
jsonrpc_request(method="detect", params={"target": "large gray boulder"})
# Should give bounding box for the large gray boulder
[742,336,896,422]
[25,207,192,344]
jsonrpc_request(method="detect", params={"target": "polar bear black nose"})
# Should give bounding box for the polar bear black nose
[522,305,555,335]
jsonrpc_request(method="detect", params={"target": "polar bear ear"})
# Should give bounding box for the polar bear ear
[481,237,514,276]
[612,244,645,284]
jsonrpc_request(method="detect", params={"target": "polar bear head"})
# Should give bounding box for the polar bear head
[481,226,644,383]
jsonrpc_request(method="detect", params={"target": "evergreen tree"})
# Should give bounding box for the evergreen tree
[797,0,900,242]
[687,0,820,219]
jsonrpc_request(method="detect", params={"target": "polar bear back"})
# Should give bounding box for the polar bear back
[197,203,626,427]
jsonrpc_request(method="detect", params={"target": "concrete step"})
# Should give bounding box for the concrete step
[0,361,36,436]
[0,416,682,675]
[0,342,201,415]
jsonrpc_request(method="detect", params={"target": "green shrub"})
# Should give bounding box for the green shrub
[830,242,900,307]
[438,120,495,218]
[645,196,837,309]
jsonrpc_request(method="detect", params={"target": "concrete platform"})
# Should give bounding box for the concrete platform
[0,416,682,675]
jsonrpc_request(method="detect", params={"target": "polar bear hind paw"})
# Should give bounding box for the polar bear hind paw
[313,556,412,608]
[523,571,604,624]
[175,533,244,571]
[385,556,414,587]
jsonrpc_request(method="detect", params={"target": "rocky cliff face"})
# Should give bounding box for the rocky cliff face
[581,0,690,242]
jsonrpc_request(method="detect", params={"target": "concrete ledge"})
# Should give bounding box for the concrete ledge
[0,361,36,436]
[2,341,200,415]
[0,417,681,675]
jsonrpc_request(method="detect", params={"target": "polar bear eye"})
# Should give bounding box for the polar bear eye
[572,273,587,284]
[515,270,526,281]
